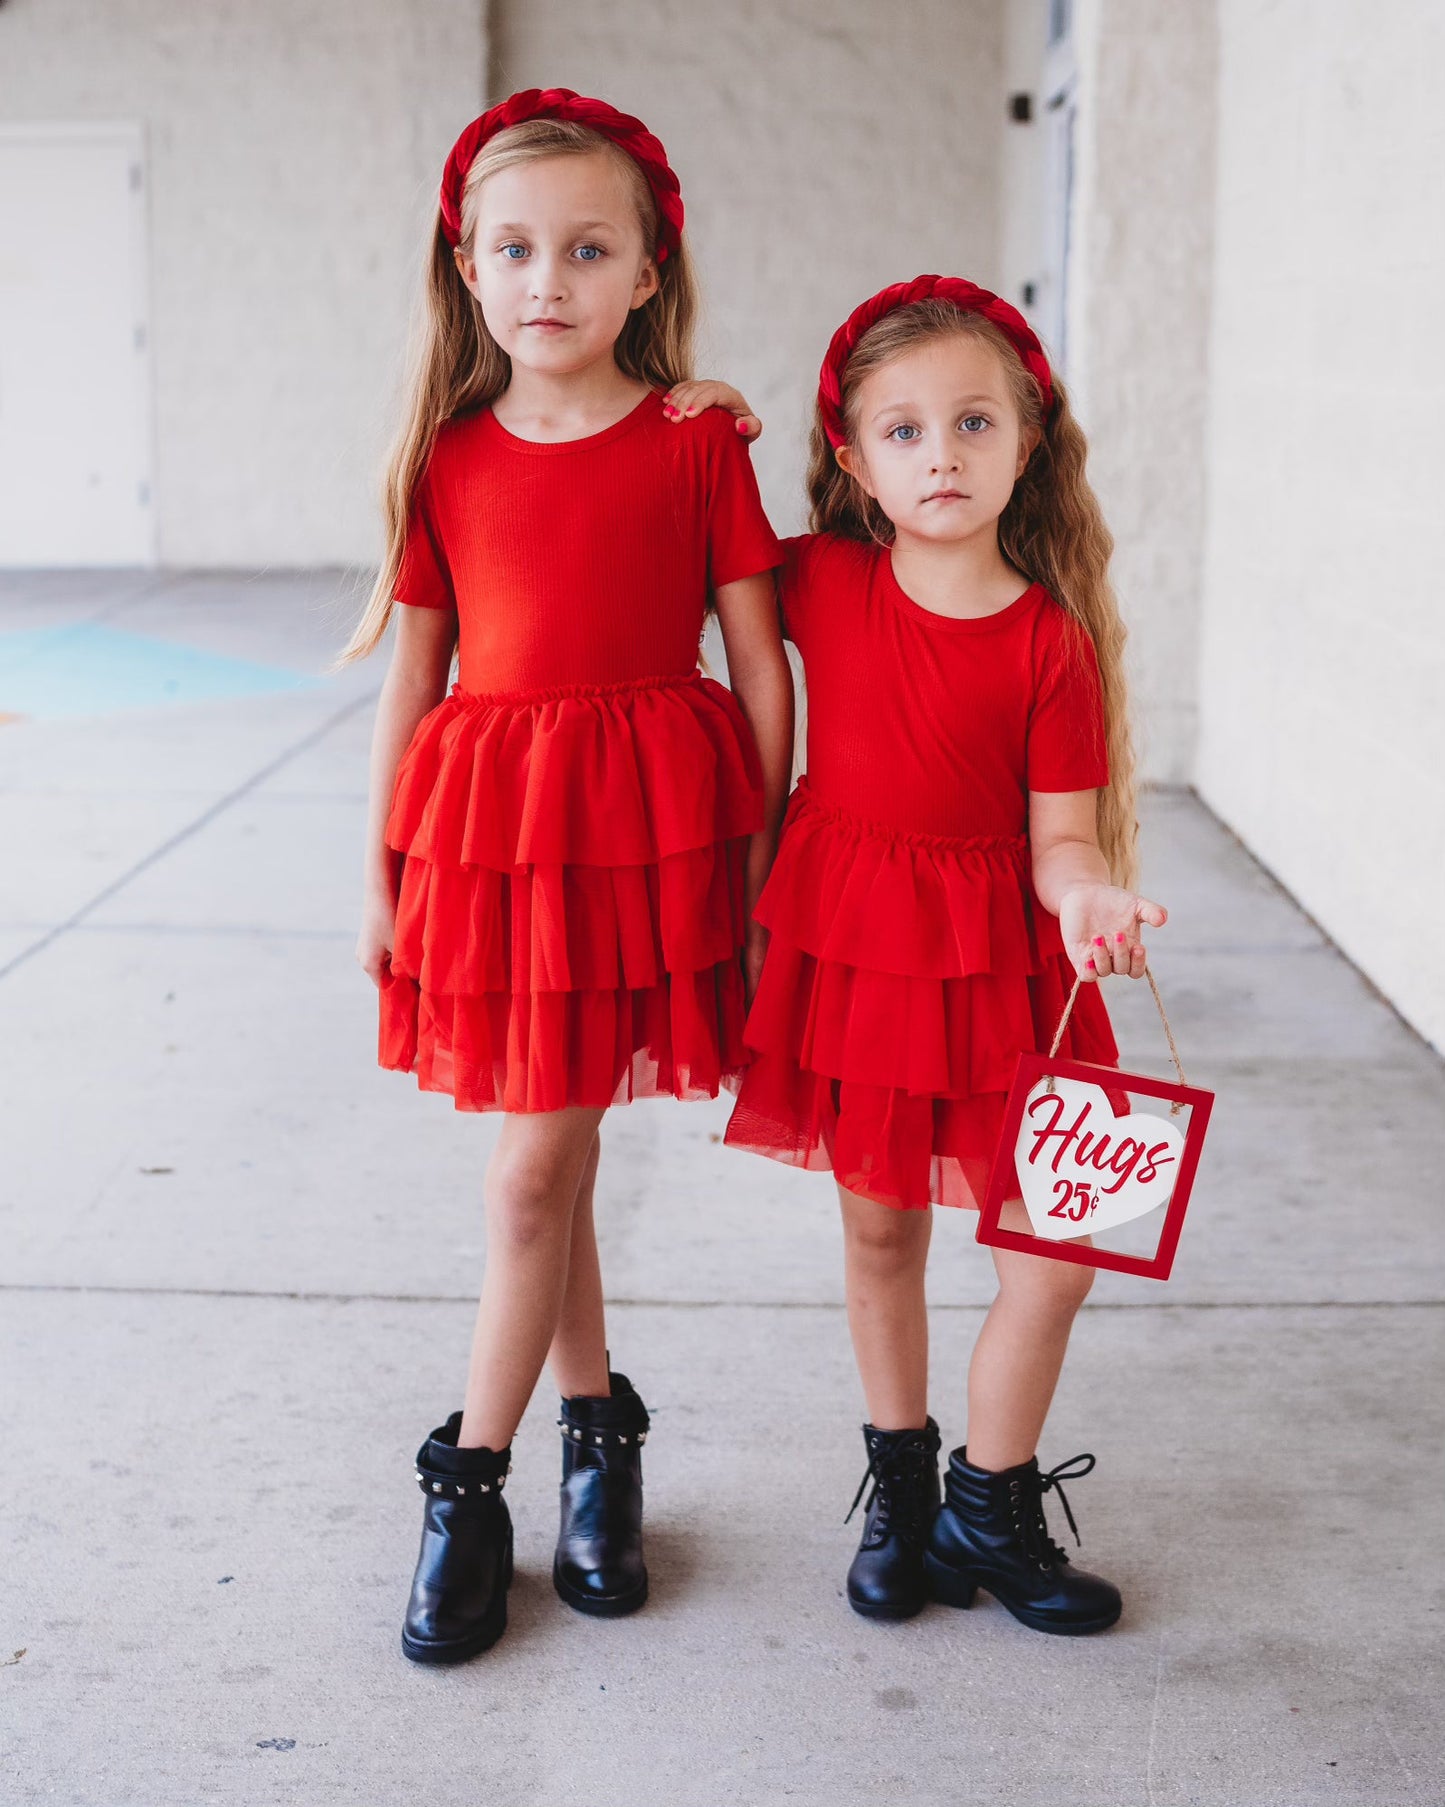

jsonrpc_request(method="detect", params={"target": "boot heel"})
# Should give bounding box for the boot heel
[924,1550,978,1609]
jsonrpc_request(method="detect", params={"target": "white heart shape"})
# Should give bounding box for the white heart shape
[1014,1075,1186,1242]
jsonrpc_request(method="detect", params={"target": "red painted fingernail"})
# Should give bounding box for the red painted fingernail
[1094,936,1107,946]
[736,418,748,433]
[1115,932,1126,943]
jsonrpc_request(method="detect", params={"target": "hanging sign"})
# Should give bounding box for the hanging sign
[976,971,1213,1281]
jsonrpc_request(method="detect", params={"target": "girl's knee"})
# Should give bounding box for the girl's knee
[485,1157,573,1251]
[843,1198,929,1274]
[1002,1249,1095,1315]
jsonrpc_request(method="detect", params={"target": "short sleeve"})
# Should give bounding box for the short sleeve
[1026,609,1110,791]
[776,534,820,643]
[702,417,782,589]
[394,463,456,612]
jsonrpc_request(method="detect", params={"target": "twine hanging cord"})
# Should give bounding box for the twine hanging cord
[1047,967,1189,1114]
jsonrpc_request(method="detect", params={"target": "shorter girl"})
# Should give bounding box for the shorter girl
[725,276,1167,1635]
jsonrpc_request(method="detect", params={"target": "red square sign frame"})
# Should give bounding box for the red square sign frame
[975,1051,1214,1282]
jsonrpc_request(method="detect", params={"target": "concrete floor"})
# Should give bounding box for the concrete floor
[2,570,1442,1807]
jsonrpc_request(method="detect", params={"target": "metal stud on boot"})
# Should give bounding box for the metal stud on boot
[924,1447,1121,1635]
[845,1418,942,1620]
[553,1370,650,1616]
[401,1411,514,1664]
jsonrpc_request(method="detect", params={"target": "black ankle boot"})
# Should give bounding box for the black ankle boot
[400,1411,513,1664]
[553,1370,650,1616]
[844,1418,942,1620]
[924,1447,1121,1635]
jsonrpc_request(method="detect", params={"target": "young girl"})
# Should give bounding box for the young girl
[722,275,1167,1635]
[336,89,792,1664]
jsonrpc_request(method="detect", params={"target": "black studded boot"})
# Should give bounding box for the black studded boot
[924,1446,1121,1635]
[553,1370,650,1616]
[400,1411,513,1664]
[844,1419,942,1620]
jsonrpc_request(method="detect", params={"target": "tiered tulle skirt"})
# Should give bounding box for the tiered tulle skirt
[724,779,1118,1211]
[378,671,762,1113]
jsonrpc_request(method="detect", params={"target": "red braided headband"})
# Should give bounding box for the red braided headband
[818,274,1055,449]
[438,87,684,263]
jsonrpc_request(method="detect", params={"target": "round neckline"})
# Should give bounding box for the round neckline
[480,388,659,455]
[880,547,1041,632]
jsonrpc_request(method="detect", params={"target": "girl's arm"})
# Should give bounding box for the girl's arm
[1029,790,1168,983]
[356,604,458,987]
[664,380,762,441]
[713,571,795,998]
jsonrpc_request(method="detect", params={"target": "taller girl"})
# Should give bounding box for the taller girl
[339,89,792,1664]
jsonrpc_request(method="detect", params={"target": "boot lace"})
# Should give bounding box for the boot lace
[845,1436,936,1547]
[1012,1452,1096,1571]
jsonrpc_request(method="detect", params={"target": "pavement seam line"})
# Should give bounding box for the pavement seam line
[1,1283,1440,1311]
[0,686,379,984]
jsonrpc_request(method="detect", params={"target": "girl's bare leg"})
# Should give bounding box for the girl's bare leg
[546,1130,611,1399]
[965,1196,1095,1471]
[458,1105,607,1449]
[838,1185,933,1429]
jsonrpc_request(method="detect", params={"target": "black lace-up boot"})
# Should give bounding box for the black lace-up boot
[924,1446,1121,1635]
[400,1411,513,1664]
[553,1370,650,1616]
[845,1418,943,1619]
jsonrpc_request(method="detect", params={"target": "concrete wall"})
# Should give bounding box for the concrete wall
[493,0,1007,536]
[0,0,1008,561]
[1195,0,1445,1052]
[1066,0,1218,786]
[0,0,484,567]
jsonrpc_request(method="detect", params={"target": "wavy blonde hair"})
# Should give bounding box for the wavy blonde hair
[806,300,1138,885]
[333,118,700,669]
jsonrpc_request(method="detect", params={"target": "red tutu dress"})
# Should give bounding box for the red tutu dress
[378,391,781,1112]
[724,533,1118,1210]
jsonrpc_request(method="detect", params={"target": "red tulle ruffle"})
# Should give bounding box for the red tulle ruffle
[724,781,1117,1210]
[379,671,762,1113]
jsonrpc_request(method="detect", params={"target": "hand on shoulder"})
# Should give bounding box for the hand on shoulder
[662,380,762,442]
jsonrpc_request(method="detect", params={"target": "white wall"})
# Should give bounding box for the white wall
[1195,0,1445,1052]
[493,0,1007,536]
[0,0,484,567]
[1065,0,1218,786]
[0,0,1007,560]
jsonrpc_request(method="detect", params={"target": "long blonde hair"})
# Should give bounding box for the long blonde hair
[333,118,700,669]
[806,300,1138,885]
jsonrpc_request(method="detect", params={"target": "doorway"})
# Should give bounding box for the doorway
[0,123,154,566]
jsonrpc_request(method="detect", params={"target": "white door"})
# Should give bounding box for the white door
[0,124,153,566]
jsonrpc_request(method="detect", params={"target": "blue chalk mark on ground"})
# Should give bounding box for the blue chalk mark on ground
[0,623,321,721]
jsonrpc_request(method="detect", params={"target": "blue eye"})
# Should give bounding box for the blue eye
[887,423,922,442]
[961,414,989,433]
[500,243,527,260]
